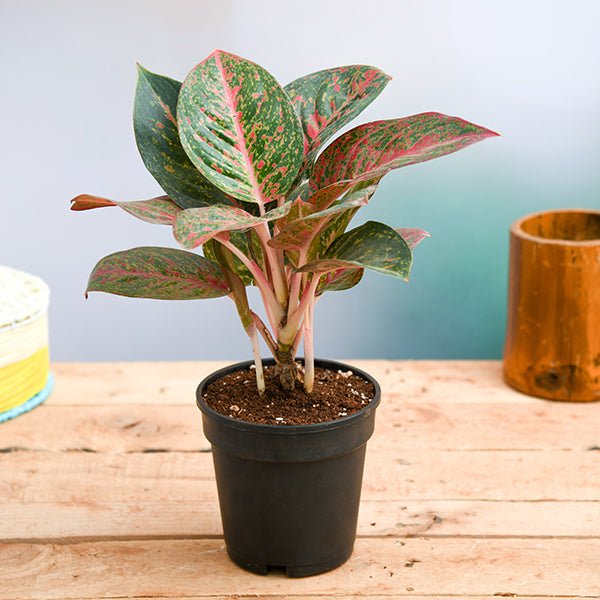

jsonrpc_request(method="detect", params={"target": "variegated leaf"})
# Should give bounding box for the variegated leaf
[71,194,180,225]
[284,65,390,175]
[316,267,364,295]
[86,247,229,300]
[312,112,499,189]
[134,65,233,209]
[304,206,360,265]
[177,50,304,206]
[203,231,256,286]
[297,221,412,280]
[271,197,317,238]
[173,203,290,249]
[308,180,356,210]
[285,179,311,203]
[269,186,374,250]
[396,227,431,249]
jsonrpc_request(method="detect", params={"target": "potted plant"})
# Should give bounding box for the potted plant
[72,49,498,576]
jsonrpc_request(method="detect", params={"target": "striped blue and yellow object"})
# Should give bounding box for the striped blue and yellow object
[0,266,52,423]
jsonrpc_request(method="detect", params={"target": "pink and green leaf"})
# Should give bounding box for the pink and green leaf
[173,203,291,250]
[269,185,374,251]
[297,221,412,280]
[396,227,431,249]
[134,65,234,209]
[316,267,364,295]
[177,50,304,206]
[71,194,181,225]
[284,65,391,176]
[311,112,499,189]
[86,246,230,300]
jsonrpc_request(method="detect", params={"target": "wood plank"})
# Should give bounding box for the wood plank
[1,538,599,598]
[50,361,228,406]
[3,450,598,504]
[4,498,600,542]
[49,361,534,406]
[37,597,595,600]
[3,399,599,452]
[2,450,600,543]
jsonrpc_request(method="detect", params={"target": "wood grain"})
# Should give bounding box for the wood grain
[1,538,599,599]
[2,360,599,599]
[49,360,525,405]
[504,209,600,401]
[2,400,599,452]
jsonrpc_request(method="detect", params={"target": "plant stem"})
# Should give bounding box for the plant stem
[255,224,288,308]
[248,322,265,395]
[252,312,277,355]
[216,234,284,326]
[303,301,315,393]
[291,324,304,357]
[278,275,319,345]
[287,250,306,322]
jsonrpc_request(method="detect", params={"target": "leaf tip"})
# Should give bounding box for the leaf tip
[135,62,149,77]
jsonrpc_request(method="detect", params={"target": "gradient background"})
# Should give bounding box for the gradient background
[1,0,599,361]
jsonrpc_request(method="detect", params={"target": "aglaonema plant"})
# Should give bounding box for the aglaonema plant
[72,49,498,395]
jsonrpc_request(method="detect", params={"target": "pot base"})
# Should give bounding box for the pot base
[227,546,353,577]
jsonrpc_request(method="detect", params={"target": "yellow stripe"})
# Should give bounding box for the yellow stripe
[0,347,49,412]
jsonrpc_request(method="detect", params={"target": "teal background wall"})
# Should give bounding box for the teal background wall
[1,0,599,361]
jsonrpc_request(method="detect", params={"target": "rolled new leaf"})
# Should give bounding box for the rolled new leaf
[173,203,291,249]
[298,221,412,280]
[285,65,390,175]
[134,65,233,209]
[86,247,230,300]
[312,112,499,189]
[71,194,181,225]
[177,50,304,207]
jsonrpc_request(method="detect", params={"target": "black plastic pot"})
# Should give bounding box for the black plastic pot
[196,358,381,577]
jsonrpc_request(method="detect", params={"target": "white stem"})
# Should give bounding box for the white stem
[303,302,315,393]
[255,224,288,307]
[279,275,319,345]
[287,250,306,322]
[248,323,265,396]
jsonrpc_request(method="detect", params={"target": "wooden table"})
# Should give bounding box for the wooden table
[1,360,599,599]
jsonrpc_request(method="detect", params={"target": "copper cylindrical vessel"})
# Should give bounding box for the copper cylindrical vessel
[503,209,600,401]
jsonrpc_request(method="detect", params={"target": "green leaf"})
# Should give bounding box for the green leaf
[316,267,364,295]
[173,203,290,250]
[134,65,233,209]
[86,246,229,300]
[177,50,304,206]
[284,65,390,175]
[297,221,412,280]
[71,194,181,225]
[311,112,499,189]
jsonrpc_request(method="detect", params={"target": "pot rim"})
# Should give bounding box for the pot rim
[196,357,381,435]
[511,208,600,247]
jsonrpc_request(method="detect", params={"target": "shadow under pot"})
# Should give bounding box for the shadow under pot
[504,208,600,401]
[196,358,381,577]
